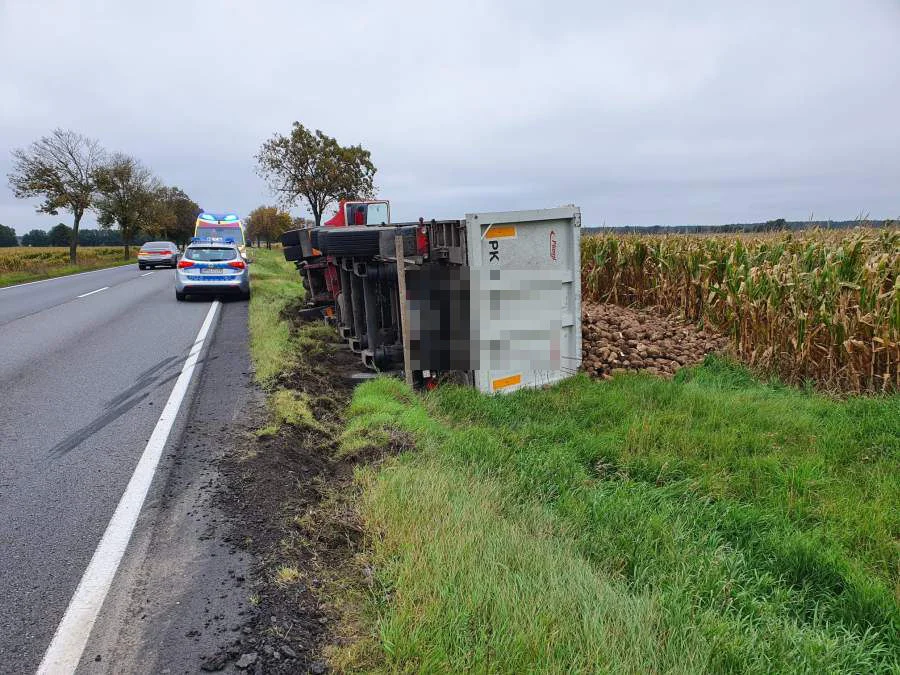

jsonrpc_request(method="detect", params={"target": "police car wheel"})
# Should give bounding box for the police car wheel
[138,264,145,270]
[175,290,186,301]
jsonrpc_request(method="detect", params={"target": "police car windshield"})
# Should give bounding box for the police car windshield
[185,246,237,262]
[196,226,244,244]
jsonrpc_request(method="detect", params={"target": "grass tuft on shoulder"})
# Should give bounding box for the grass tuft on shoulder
[336,358,899,673]
[246,247,305,386]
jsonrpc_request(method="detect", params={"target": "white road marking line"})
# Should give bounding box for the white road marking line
[76,286,109,298]
[37,300,221,675]
[140,271,154,277]
[0,265,134,292]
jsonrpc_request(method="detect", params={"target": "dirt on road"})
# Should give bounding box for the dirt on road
[212,308,392,674]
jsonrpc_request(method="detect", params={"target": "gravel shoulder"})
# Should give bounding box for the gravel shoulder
[211,309,376,674]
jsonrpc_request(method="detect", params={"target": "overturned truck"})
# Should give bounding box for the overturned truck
[281,202,582,393]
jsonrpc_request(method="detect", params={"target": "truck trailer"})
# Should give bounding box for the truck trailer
[281,203,581,394]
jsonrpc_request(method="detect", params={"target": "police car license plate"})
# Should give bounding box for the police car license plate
[201,268,221,274]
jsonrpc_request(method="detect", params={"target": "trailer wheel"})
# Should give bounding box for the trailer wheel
[283,244,304,262]
[318,227,383,257]
[379,225,419,258]
[280,229,302,247]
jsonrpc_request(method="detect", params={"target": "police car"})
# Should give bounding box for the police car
[175,237,250,301]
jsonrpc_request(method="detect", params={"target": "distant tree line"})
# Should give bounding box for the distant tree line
[0,224,18,247]
[583,218,898,235]
[6,128,201,262]
[13,224,155,247]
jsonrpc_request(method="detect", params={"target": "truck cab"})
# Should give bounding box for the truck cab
[323,200,391,227]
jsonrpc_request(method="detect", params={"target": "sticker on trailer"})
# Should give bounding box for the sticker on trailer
[491,373,522,391]
[483,224,517,240]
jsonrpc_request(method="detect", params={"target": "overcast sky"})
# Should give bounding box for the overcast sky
[2,0,898,234]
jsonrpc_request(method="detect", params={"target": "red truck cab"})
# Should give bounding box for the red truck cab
[324,200,390,228]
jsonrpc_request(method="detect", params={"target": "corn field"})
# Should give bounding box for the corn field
[581,227,900,393]
[0,246,133,274]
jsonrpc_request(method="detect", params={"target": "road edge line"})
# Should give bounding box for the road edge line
[36,300,221,674]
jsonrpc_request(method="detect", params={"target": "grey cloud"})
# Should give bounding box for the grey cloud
[1,0,898,234]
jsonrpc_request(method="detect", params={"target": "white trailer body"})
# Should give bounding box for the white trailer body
[464,207,582,394]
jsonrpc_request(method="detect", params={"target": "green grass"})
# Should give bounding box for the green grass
[247,247,305,386]
[0,254,136,287]
[340,360,899,673]
[269,388,320,430]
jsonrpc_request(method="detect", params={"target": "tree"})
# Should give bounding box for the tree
[149,186,199,245]
[7,128,105,264]
[49,223,73,246]
[0,225,17,247]
[245,206,269,247]
[94,154,160,258]
[245,205,292,248]
[143,191,177,242]
[77,228,124,246]
[255,123,376,226]
[21,229,50,247]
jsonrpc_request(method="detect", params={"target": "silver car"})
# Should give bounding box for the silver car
[175,239,250,301]
[138,241,180,269]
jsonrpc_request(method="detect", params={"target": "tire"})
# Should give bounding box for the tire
[242,290,251,301]
[318,227,383,257]
[175,291,186,301]
[283,244,304,262]
[379,225,419,258]
[309,227,324,251]
[281,229,302,247]
[138,264,145,270]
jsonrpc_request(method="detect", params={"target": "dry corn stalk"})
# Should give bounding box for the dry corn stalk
[581,227,900,393]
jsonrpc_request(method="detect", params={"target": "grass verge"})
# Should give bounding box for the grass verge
[339,361,899,673]
[247,247,305,386]
[0,254,136,287]
[243,248,897,671]
[233,246,377,672]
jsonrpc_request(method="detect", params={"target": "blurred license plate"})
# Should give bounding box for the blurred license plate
[201,268,221,274]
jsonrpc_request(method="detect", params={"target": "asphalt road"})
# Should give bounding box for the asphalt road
[0,265,228,671]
